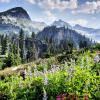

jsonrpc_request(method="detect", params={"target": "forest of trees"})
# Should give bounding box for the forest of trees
[0,29,37,69]
[0,27,92,69]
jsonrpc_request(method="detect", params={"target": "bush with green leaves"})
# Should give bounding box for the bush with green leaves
[0,51,100,100]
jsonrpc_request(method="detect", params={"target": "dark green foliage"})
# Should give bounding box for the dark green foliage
[79,40,88,49]
[93,43,100,50]
[0,26,93,69]
[19,29,25,63]
[0,92,9,100]
[25,32,37,62]
[2,53,21,69]
[1,35,21,69]
[3,53,14,68]
[0,59,4,69]
[0,30,38,69]
[31,32,35,39]
[1,35,8,55]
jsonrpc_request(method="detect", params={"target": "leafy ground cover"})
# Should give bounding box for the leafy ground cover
[0,51,100,100]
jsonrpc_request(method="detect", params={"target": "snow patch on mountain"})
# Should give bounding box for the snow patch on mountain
[52,19,72,29]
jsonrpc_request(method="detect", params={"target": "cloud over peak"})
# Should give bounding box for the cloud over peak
[69,19,88,26]
[44,10,57,22]
[26,0,100,14]
[26,0,78,10]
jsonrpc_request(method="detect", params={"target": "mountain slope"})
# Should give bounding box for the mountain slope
[74,24,100,42]
[0,7,30,20]
[0,7,46,35]
[37,26,91,51]
[52,20,100,43]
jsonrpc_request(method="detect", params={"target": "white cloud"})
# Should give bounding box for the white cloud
[44,10,57,22]
[73,1,100,14]
[0,0,11,3]
[26,0,100,14]
[26,0,78,10]
[69,19,88,26]
[25,0,35,4]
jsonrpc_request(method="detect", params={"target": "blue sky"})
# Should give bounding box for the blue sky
[0,0,100,28]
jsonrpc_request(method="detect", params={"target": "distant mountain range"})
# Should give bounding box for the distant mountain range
[51,19,100,43]
[73,24,100,43]
[0,7,99,43]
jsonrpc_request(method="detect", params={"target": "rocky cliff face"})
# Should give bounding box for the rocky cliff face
[37,26,92,49]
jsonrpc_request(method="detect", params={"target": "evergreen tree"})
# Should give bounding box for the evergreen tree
[79,40,88,49]
[2,40,21,69]
[0,35,2,55]
[26,32,37,62]
[2,52,21,69]
[31,32,37,60]
[32,32,35,39]
[19,29,25,63]
[1,35,8,55]
[11,40,21,65]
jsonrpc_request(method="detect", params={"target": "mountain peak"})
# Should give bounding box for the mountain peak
[8,7,25,11]
[58,19,64,22]
[0,7,31,20]
[52,19,72,29]
[74,24,81,27]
